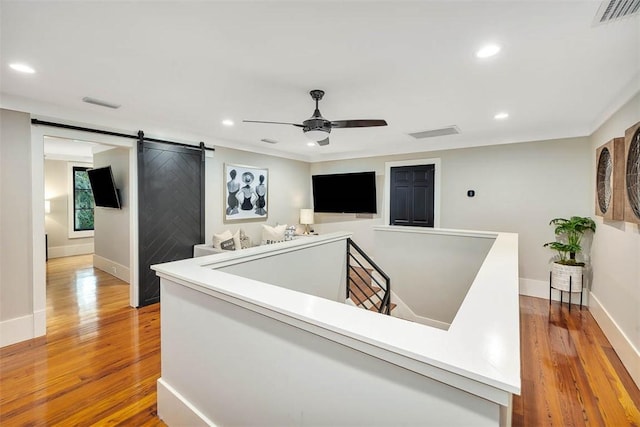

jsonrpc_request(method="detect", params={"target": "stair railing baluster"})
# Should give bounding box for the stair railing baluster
[346,238,391,315]
[348,261,383,310]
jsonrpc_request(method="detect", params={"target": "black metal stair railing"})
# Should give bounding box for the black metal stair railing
[346,238,391,315]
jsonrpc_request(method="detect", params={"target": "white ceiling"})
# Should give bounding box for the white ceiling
[43,136,113,162]
[1,1,639,162]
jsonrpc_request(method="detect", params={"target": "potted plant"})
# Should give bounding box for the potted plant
[543,216,596,293]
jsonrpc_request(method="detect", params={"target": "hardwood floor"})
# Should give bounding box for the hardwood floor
[1,256,639,426]
[513,296,640,427]
[0,255,164,426]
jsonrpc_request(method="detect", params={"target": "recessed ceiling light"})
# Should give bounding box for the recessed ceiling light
[9,63,35,74]
[222,119,234,126]
[494,112,509,120]
[307,142,316,147]
[476,44,501,59]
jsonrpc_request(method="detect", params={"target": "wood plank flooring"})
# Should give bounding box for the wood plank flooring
[1,255,639,426]
[0,255,164,426]
[513,296,640,426]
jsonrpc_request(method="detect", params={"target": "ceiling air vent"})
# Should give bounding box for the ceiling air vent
[82,96,121,109]
[260,138,278,144]
[409,125,460,139]
[594,0,640,24]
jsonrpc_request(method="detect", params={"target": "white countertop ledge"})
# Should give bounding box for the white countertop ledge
[152,230,521,404]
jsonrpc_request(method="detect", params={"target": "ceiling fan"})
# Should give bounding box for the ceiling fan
[243,90,387,146]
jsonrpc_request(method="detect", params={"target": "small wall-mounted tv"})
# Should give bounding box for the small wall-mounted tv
[87,166,122,209]
[312,171,377,214]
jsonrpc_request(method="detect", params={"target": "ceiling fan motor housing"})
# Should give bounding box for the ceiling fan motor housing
[303,117,332,134]
[304,90,331,134]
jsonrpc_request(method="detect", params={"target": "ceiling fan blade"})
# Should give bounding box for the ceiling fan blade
[243,120,304,128]
[331,119,387,128]
[317,137,330,146]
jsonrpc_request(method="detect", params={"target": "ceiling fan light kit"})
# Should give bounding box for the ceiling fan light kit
[243,89,387,147]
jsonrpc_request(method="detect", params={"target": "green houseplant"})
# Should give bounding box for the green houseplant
[543,216,596,265]
[544,216,596,295]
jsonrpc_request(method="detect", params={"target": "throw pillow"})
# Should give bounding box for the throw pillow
[232,230,242,251]
[220,238,235,251]
[261,224,287,245]
[239,229,251,249]
[212,230,232,249]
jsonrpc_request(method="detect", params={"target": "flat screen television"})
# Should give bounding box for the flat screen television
[312,171,377,213]
[87,166,121,209]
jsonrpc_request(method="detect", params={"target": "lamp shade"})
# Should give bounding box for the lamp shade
[300,208,314,225]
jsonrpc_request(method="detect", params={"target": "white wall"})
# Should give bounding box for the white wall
[219,239,347,302]
[589,91,640,387]
[205,146,311,246]
[92,148,130,281]
[159,278,501,427]
[0,109,35,346]
[44,159,94,258]
[311,136,592,293]
[374,228,494,325]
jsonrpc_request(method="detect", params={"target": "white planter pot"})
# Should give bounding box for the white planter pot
[551,263,583,292]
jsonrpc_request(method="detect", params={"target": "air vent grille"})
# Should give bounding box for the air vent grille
[82,97,121,109]
[594,0,640,24]
[409,125,460,139]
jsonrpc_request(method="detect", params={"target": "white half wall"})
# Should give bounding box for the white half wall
[159,278,500,427]
[218,239,347,302]
[153,231,520,427]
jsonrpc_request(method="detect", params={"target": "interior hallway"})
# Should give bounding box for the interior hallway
[0,255,163,425]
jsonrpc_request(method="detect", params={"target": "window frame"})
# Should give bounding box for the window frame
[67,162,95,238]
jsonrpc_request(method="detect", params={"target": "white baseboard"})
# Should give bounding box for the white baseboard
[1,314,34,347]
[363,269,451,330]
[157,378,216,427]
[519,278,551,299]
[389,290,451,330]
[519,277,588,305]
[93,254,130,283]
[589,292,640,388]
[48,243,94,259]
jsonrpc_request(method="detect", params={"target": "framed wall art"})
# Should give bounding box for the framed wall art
[224,163,268,222]
[624,121,640,224]
[595,137,625,220]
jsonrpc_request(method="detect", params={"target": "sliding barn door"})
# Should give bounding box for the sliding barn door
[138,140,205,306]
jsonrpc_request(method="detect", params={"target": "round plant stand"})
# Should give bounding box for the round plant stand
[549,263,584,310]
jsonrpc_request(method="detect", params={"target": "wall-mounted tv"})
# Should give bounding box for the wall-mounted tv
[312,171,377,214]
[87,166,122,209]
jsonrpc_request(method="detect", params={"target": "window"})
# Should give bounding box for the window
[68,162,94,239]
[73,166,94,231]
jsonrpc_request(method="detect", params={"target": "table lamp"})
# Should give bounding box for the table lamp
[300,209,314,234]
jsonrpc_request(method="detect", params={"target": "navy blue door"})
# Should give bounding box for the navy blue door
[390,165,434,227]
